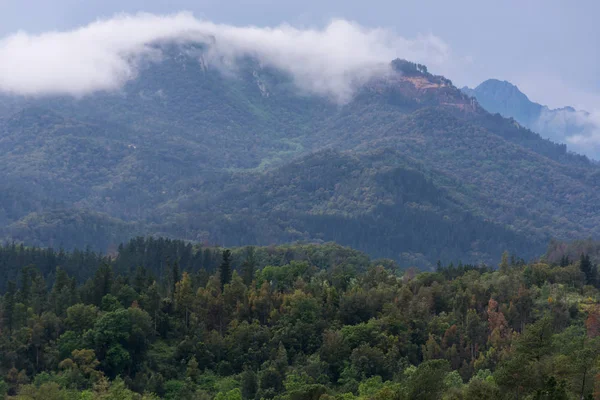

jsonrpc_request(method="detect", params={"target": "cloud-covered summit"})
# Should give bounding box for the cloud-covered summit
[0,12,453,102]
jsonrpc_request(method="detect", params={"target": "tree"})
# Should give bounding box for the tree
[223,272,248,323]
[170,261,180,299]
[320,330,350,381]
[258,366,283,399]
[58,348,103,389]
[559,255,570,267]
[50,267,76,316]
[465,309,487,360]
[215,388,243,400]
[464,377,500,400]
[92,264,114,306]
[579,253,597,286]
[242,247,257,287]
[101,294,123,312]
[487,298,509,347]
[186,356,200,383]
[405,359,450,400]
[241,368,258,400]
[18,265,34,306]
[516,316,553,362]
[30,272,48,316]
[141,281,161,334]
[585,305,600,338]
[175,272,194,328]
[220,250,233,291]
[533,377,568,400]
[66,303,99,333]
[350,344,388,380]
[91,307,151,377]
[2,281,16,334]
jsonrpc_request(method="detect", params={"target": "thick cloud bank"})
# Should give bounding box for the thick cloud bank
[0,12,452,102]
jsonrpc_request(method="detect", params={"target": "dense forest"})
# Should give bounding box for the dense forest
[0,237,599,399]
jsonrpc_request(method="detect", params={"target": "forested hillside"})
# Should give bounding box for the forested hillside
[1,47,600,266]
[165,149,536,265]
[0,237,598,399]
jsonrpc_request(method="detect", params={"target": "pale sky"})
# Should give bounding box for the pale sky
[0,0,598,111]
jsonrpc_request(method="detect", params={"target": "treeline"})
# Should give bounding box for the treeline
[0,238,599,399]
[0,237,373,292]
[0,243,106,292]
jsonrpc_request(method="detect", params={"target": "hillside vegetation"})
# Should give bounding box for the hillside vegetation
[1,49,600,266]
[0,237,599,399]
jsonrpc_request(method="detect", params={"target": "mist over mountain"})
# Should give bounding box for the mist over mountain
[462,79,600,158]
[0,13,456,103]
[0,15,599,267]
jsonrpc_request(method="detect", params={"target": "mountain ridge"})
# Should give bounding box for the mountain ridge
[1,46,599,266]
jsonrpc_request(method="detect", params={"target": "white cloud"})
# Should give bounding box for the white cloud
[526,106,600,159]
[563,110,600,154]
[0,12,454,102]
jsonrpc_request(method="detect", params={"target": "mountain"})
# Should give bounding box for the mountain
[461,79,543,127]
[462,79,598,156]
[1,47,599,267]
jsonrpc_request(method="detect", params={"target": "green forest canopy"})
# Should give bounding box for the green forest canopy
[0,237,598,399]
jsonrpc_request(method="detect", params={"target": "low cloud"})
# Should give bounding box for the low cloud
[526,107,600,159]
[0,12,453,102]
[562,110,600,158]
[513,73,600,158]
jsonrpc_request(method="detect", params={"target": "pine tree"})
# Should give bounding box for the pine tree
[580,253,597,286]
[92,264,113,306]
[203,248,214,272]
[220,250,233,291]
[175,272,194,328]
[30,272,47,316]
[51,267,74,316]
[3,281,16,334]
[145,281,161,334]
[274,342,288,375]
[242,247,257,287]
[170,262,180,299]
[18,265,33,306]
[186,356,200,383]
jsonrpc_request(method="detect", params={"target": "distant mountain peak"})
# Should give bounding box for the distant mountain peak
[462,79,541,125]
[478,78,521,90]
[474,79,535,105]
[462,79,598,158]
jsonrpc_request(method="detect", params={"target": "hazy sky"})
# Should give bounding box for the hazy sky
[0,0,598,111]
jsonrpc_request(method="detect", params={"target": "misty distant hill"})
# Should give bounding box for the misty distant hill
[1,47,599,267]
[462,79,598,158]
